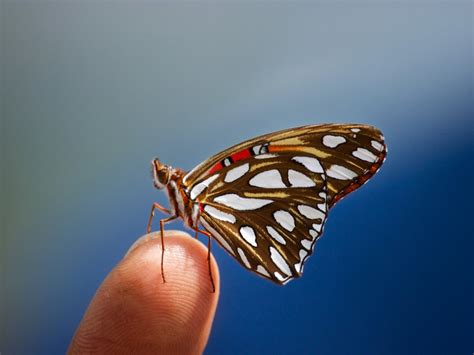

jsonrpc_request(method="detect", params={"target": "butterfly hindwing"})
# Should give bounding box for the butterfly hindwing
[198,156,328,283]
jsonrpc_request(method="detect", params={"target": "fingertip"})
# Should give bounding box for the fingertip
[122,230,220,298]
[69,231,220,354]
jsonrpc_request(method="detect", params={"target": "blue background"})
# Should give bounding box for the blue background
[1,2,472,354]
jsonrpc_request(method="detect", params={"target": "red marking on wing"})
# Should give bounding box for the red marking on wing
[206,148,252,175]
[231,149,251,162]
[208,162,223,175]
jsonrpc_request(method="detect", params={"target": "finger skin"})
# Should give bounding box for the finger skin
[68,231,220,355]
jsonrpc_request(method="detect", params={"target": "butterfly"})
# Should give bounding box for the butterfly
[148,124,386,291]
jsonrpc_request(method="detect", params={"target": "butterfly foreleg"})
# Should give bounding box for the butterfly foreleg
[191,227,216,293]
[158,215,178,284]
[147,202,172,234]
[147,203,177,283]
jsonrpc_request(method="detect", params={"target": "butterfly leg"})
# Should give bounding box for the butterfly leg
[191,227,215,293]
[158,215,178,284]
[147,202,172,234]
[206,234,215,293]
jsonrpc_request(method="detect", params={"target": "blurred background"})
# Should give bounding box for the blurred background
[1,1,472,354]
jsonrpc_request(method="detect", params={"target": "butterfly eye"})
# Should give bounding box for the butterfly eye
[151,158,170,189]
[157,168,169,184]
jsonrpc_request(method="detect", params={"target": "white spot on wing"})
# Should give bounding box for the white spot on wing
[274,271,286,282]
[200,218,235,256]
[295,262,302,274]
[189,174,219,199]
[326,165,358,180]
[352,147,377,162]
[301,239,312,250]
[297,205,325,220]
[257,265,270,277]
[288,169,315,187]
[295,249,309,274]
[273,210,295,232]
[224,163,249,183]
[266,226,286,245]
[299,249,308,261]
[203,205,236,223]
[351,128,361,133]
[237,248,251,269]
[309,229,319,239]
[292,156,324,173]
[269,246,291,276]
[312,223,322,232]
[322,135,346,148]
[252,145,262,155]
[214,193,273,210]
[240,226,257,247]
[249,169,286,188]
[371,140,384,152]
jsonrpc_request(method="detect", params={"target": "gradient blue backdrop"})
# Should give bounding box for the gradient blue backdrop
[1,2,472,354]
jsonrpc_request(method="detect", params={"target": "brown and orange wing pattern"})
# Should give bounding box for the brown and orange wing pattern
[183,124,386,284]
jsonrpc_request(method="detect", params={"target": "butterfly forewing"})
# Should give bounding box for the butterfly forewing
[183,124,386,284]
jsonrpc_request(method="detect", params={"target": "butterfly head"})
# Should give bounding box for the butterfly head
[151,158,171,189]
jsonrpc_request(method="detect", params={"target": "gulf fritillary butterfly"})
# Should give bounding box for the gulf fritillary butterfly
[148,124,386,291]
